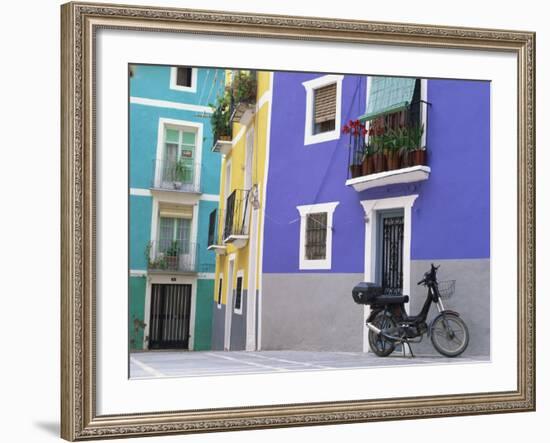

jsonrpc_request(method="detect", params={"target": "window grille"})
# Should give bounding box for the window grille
[305,212,328,260]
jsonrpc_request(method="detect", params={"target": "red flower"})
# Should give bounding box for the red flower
[342,124,350,134]
[361,126,367,136]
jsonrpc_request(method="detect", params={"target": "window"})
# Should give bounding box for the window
[234,273,244,314]
[313,83,337,134]
[176,67,192,87]
[305,212,328,260]
[217,275,223,307]
[302,75,343,146]
[169,67,197,92]
[163,126,195,184]
[363,77,425,140]
[296,202,339,270]
[158,216,191,255]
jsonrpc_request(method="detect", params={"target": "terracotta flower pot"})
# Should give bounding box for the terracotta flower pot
[411,149,427,166]
[219,135,232,141]
[349,164,362,178]
[166,255,179,270]
[385,150,401,171]
[362,155,374,176]
[372,152,386,173]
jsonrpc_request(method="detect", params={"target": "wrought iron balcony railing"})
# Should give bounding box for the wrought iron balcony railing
[207,208,224,247]
[151,159,201,193]
[223,189,250,242]
[346,100,430,181]
[147,240,199,273]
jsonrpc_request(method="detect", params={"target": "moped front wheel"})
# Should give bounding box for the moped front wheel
[368,312,397,357]
[430,313,469,357]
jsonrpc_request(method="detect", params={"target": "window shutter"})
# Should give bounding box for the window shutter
[159,203,193,219]
[314,83,337,124]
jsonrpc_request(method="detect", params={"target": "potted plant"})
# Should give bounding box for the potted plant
[173,158,192,189]
[210,93,232,142]
[370,124,386,173]
[232,71,257,104]
[408,124,426,166]
[384,128,401,171]
[164,240,180,270]
[343,120,363,178]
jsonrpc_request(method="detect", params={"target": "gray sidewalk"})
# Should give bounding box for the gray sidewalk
[130,350,489,379]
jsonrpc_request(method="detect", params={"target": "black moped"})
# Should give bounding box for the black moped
[352,264,469,357]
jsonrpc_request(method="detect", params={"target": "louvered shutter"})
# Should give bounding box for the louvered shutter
[314,83,337,124]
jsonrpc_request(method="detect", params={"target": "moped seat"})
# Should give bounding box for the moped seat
[374,295,409,305]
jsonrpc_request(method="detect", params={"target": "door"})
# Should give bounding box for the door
[148,284,192,349]
[377,210,405,295]
[224,258,235,350]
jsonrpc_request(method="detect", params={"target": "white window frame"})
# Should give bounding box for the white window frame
[302,75,343,146]
[169,67,198,93]
[296,201,339,270]
[154,118,203,192]
[234,270,245,315]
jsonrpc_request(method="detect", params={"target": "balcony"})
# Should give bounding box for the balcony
[212,138,232,155]
[151,159,200,193]
[223,189,250,249]
[229,71,257,126]
[147,240,199,274]
[345,99,431,192]
[207,208,227,255]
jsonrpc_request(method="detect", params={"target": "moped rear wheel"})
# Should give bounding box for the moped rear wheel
[368,312,397,357]
[430,313,469,357]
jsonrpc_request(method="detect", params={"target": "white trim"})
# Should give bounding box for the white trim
[200,193,220,202]
[130,188,151,197]
[360,194,418,352]
[169,67,198,93]
[296,201,340,270]
[421,78,428,147]
[257,89,272,111]
[130,96,213,114]
[231,125,246,147]
[346,165,431,192]
[302,75,343,146]
[257,72,274,350]
[197,272,216,280]
[129,269,147,277]
[234,270,245,315]
[224,255,236,350]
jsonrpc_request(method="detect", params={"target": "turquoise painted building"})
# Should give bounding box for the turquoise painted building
[129,65,224,351]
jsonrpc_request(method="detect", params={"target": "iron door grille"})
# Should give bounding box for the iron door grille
[149,284,192,349]
[381,215,404,295]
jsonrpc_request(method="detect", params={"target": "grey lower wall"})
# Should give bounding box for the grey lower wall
[211,304,225,351]
[230,290,247,351]
[261,273,364,351]
[409,259,490,357]
[210,291,248,351]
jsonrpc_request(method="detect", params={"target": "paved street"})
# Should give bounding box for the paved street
[130,350,489,379]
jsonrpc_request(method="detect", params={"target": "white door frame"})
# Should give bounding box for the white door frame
[224,254,236,350]
[360,194,418,352]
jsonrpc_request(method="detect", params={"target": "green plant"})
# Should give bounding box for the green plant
[210,93,231,140]
[408,124,425,150]
[165,240,180,257]
[174,158,191,182]
[232,71,257,103]
[145,242,166,269]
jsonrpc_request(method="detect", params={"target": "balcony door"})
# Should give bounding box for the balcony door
[376,209,405,295]
[162,126,196,189]
[158,216,191,272]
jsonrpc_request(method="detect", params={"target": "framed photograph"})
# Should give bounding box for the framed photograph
[61,1,535,440]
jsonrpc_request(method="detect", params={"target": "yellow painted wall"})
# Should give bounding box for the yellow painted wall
[214,71,272,306]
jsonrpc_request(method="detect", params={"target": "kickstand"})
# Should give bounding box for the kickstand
[402,339,415,358]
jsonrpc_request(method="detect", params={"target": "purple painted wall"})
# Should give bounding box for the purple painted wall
[263,73,490,274]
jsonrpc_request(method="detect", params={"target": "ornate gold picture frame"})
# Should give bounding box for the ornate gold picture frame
[61,1,535,440]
